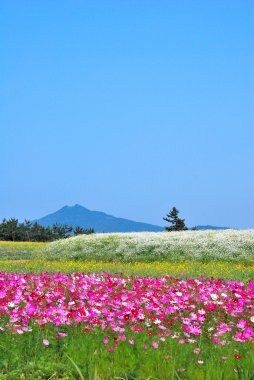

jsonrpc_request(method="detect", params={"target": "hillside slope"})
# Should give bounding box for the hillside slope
[38,229,254,263]
[35,204,164,232]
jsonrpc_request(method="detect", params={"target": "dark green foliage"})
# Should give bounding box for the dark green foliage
[0,218,20,241]
[52,223,73,240]
[0,218,95,242]
[73,226,95,235]
[163,207,188,231]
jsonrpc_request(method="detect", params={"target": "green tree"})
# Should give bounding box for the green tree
[19,219,33,241]
[52,223,73,239]
[0,218,20,241]
[0,218,9,240]
[0,219,96,242]
[163,207,188,231]
[73,226,95,235]
[30,223,51,242]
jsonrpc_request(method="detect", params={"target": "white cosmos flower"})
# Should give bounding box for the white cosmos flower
[40,230,254,264]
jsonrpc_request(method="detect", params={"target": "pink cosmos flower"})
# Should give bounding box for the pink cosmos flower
[0,271,253,351]
[237,319,247,329]
[43,339,49,346]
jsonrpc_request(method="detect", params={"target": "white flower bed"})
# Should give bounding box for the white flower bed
[40,230,254,262]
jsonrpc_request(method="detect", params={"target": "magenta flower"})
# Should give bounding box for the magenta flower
[0,271,252,352]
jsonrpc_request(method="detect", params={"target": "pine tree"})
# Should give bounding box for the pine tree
[163,207,188,231]
[73,226,95,235]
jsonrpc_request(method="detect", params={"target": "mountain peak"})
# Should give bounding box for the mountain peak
[61,204,88,210]
[35,205,164,233]
[195,225,230,230]
[73,204,86,209]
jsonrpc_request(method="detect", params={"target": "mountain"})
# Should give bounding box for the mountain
[35,204,164,233]
[194,225,230,230]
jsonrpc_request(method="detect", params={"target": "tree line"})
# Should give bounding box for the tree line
[0,218,95,242]
[0,206,191,242]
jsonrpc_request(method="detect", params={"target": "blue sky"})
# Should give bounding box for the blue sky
[0,0,253,228]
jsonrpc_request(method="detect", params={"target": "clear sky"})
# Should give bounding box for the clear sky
[0,0,253,229]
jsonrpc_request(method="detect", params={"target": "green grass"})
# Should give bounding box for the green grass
[0,324,253,379]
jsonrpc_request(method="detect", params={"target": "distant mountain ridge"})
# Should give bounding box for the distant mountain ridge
[34,204,164,233]
[34,204,230,232]
[195,225,230,230]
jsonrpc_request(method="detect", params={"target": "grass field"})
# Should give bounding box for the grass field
[0,324,253,380]
[0,231,253,379]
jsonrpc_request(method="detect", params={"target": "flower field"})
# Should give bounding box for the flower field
[0,270,254,379]
[39,230,254,263]
[0,233,253,379]
[0,241,46,260]
[0,259,253,281]
[1,271,254,345]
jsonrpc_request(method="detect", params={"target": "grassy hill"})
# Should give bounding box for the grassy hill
[38,229,254,263]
